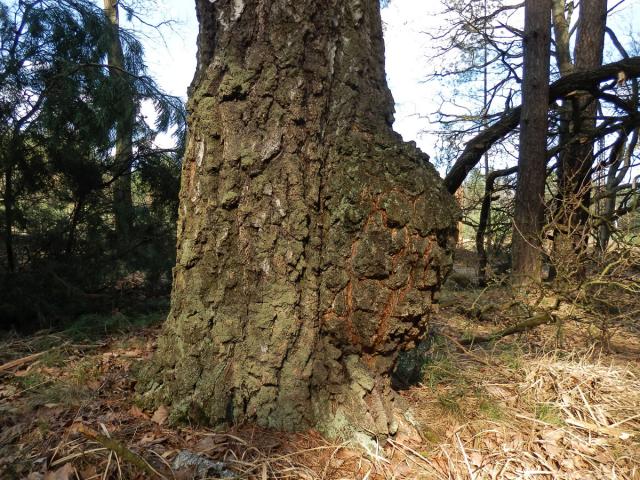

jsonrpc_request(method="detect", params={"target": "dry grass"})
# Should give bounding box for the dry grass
[1,308,639,479]
[401,345,640,479]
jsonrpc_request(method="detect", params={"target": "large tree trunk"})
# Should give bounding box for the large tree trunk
[512,0,552,284]
[553,0,607,276]
[103,0,135,255]
[140,0,458,438]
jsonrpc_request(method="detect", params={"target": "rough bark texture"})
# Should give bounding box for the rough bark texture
[140,0,458,438]
[512,0,552,284]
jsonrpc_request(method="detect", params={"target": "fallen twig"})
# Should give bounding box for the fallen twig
[459,312,554,345]
[0,351,46,374]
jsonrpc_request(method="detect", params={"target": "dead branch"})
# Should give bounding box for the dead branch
[444,56,640,193]
[0,351,46,374]
[459,311,554,345]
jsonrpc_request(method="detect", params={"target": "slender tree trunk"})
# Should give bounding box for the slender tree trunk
[3,164,15,273]
[66,196,84,256]
[512,0,552,284]
[598,128,637,250]
[476,166,517,285]
[554,0,607,275]
[551,0,573,77]
[103,0,135,255]
[140,0,458,438]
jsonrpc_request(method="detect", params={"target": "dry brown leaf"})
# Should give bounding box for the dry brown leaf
[470,451,483,467]
[174,467,197,480]
[128,405,149,419]
[79,465,98,479]
[560,457,575,470]
[122,349,143,358]
[194,435,224,453]
[43,463,74,480]
[0,384,18,398]
[540,429,564,443]
[542,441,563,458]
[139,431,161,445]
[151,405,169,425]
[570,439,596,455]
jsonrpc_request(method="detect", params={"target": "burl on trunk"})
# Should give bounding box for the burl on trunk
[139,0,458,438]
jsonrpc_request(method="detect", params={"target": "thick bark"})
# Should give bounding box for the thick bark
[140,0,458,438]
[103,0,135,254]
[512,0,552,283]
[551,0,573,220]
[442,56,640,194]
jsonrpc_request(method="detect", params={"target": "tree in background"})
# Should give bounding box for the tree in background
[551,0,608,278]
[511,0,552,283]
[0,0,185,330]
[433,0,640,283]
[103,0,136,255]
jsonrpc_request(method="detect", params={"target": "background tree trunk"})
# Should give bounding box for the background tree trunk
[141,0,458,438]
[103,0,135,255]
[3,164,15,273]
[554,0,607,276]
[476,166,517,285]
[512,0,552,284]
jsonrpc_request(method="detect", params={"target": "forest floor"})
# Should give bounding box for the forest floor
[1,268,639,479]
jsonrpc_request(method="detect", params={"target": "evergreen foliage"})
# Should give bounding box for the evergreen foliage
[0,0,185,331]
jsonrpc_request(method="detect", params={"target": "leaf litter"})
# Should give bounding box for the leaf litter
[0,315,638,479]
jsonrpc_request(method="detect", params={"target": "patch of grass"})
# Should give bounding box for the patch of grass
[437,392,464,418]
[13,371,48,391]
[31,380,91,407]
[479,397,504,420]
[12,370,91,408]
[420,427,441,444]
[422,355,461,388]
[35,417,51,435]
[498,343,525,371]
[69,358,101,387]
[40,349,66,367]
[535,403,564,426]
[61,312,164,341]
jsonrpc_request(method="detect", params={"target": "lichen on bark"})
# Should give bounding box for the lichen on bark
[138,0,458,439]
